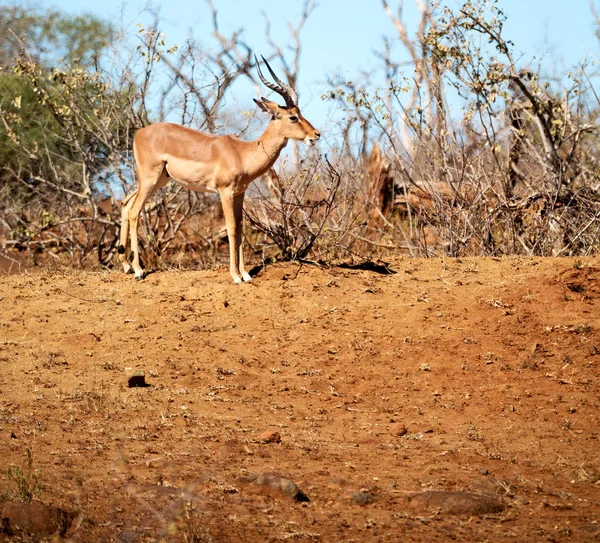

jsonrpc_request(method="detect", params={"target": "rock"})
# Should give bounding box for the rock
[578,524,600,536]
[350,491,375,506]
[238,472,309,502]
[0,502,76,538]
[407,491,504,515]
[390,423,408,436]
[257,430,282,444]
[128,369,148,388]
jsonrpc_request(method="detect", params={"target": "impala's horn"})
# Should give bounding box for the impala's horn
[255,54,298,108]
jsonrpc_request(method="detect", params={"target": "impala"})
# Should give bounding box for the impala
[118,55,320,283]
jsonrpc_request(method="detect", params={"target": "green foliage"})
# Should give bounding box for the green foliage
[1,449,44,503]
[0,71,64,196]
[0,2,149,268]
[0,2,112,67]
[423,0,513,108]
[0,6,138,210]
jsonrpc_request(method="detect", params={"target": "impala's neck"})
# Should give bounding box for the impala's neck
[244,121,289,180]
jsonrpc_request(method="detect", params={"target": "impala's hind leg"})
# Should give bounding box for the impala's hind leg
[127,166,169,280]
[118,190,138,274]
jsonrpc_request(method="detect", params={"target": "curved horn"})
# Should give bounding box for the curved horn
[255,54,298,108]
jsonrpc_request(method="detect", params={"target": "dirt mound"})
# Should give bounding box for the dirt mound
[0,502,76,538]
[556,265,600,299]
[0,256,599,541]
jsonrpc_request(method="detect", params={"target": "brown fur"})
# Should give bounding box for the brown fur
[368,144,394,222]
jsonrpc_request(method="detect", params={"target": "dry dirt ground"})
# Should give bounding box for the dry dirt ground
[0,256,599,542]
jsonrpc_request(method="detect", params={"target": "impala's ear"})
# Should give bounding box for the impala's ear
[254,97,281,119]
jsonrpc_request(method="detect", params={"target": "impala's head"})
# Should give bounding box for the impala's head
[254,55,320,147]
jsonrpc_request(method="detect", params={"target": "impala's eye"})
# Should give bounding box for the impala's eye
[289,116,299,122]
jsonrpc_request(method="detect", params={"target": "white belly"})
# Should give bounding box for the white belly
[164,160,219,194]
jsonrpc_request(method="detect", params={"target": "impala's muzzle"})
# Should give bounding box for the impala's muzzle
[305,132,321,147]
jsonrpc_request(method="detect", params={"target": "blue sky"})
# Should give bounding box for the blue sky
[25,0,600,128]
[49,0,600,71]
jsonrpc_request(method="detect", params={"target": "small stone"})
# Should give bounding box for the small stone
[390,423,408,436]
[258,430,282,444]
[145,457,166,469]
[239,472,309,502]
[350,491,375,506]
[128,369,147,388]
[480,469,489,475]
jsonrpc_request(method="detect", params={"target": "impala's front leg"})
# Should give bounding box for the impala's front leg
[234,192,252,282]
[220,189,245,284]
